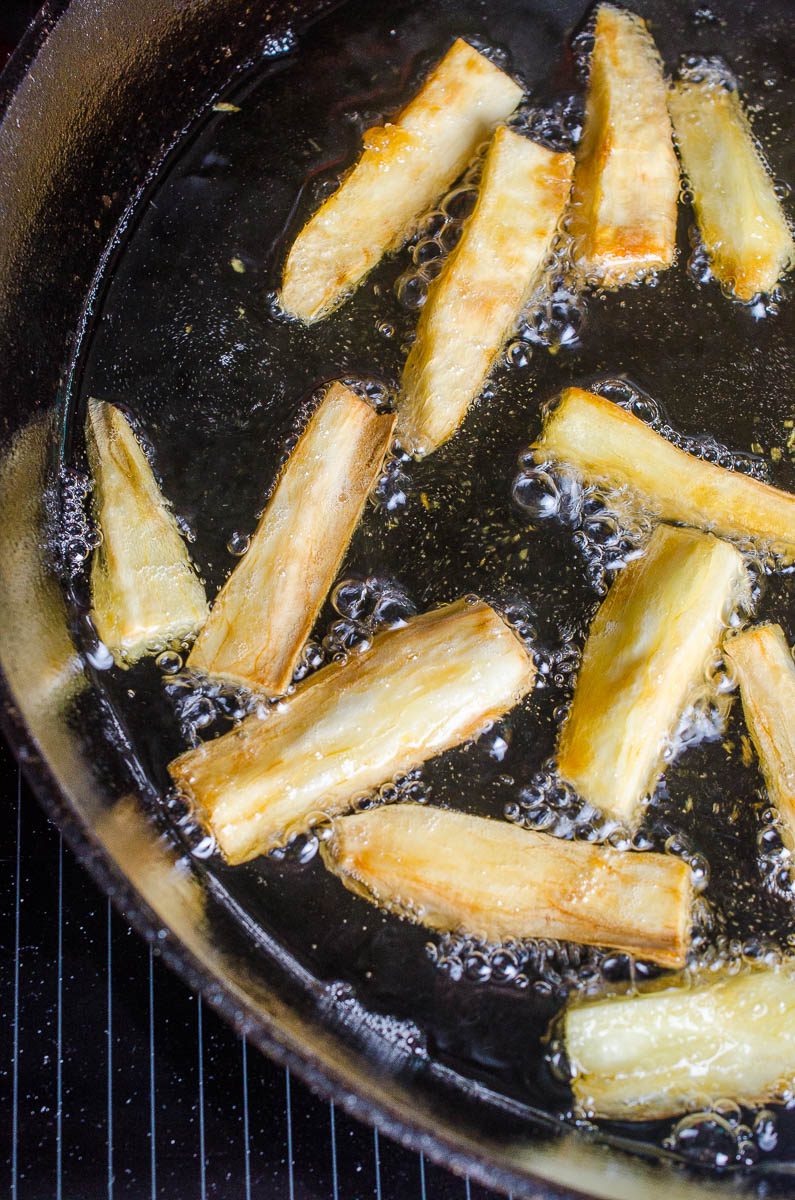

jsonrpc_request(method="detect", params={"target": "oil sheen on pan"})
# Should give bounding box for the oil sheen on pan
[59,0,795,1176]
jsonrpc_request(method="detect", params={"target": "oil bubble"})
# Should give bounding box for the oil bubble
[395,171,485,312]
[226,530,250,556]
[519,280,585,353]
[321,577,418,666]
[156,650,184,674]
[506,768,620,845]
[753,1109,778,1152]
[413,237,442,266]
[571,29,595,82]
[332,578,373,620]
[512,95,584,153]
[512,468,560,519]
[441,186,478,221]
[690,6,724,27]
[679,55,737,90]
[190,833,218,860]
[664,1112,758,1169]
[395,272,428,310]
[49,466,97,580]
[84,638,115,671]
[165,670,262,745]
[284,831,321,864]
[291,639,324,684]
[323,618,370,656]
[506,340,533,369]
[375,457,412,511]
[431,930,608,997]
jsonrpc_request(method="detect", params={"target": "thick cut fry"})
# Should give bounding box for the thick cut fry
[565,963,795,1119]
[171,599,535,864]
[725,624,795,843]
[535,387,795,561]
[279,40,523,322]
[188,383,394,694]
[570,5,679,286]
[669,80,794,301]
[87,401,208,666]
[558,524,747,823]
[397,128,573,457]
[322,804,691,967]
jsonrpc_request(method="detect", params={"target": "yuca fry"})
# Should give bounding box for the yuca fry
[565,962,795,1119]
[172,599,535,865]
[188,382,394,694]
[725,623,795,843]
[558,524,747,823]
[669,79,794,301]
[570,4,679,286]
[279,39,522,322]
[322,804,692,968]
[87,400,208,666]
[397,127,573,457]
[535,387,795,561]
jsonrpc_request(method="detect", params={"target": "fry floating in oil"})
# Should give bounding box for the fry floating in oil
[87,400,208,666]
[172,599,535,864]
[558,523,748,824]
[670,78,795,301]
[188,382,394,694]
[280,39,523,322]
[322,803,692,967]
[565,962,795,1119]
[535,387,795,561]
[397,127,573,457]
[570,4,679,287]
[725,623,795,846]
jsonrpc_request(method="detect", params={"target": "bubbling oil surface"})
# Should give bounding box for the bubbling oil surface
[61,0,795,1179]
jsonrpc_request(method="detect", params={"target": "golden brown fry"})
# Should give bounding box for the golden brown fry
[322,804,692,968]
[558,524,747,823]
[172,599,535,865]
[725,623,795,842]
[669,79,794,301]
[87,400,208,666]
[188,382,394,694]
[535,387,795,561]
[279,40,523,322]
[570,4,679,286]
[565,963,795,1119]
[397,127,573,457]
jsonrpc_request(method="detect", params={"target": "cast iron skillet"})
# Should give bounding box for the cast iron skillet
[1,1,794,1197]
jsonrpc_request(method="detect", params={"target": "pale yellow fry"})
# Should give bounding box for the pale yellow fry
[565,963,795,1119]
[188,382,394,694]
[570,4,679,286]
[535,387,795,561]
[397,127,573,457]
[87,400,208,666]
[558,524,747,823]
[725,623,795,843]
[171,599,535,864]
[670,79,794,301]
[322,803,692,968]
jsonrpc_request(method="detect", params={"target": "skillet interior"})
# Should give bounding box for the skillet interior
[2,1,795,1196]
